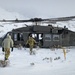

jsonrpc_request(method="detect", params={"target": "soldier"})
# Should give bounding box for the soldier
[26,35,36,55]
[2,34,14,60]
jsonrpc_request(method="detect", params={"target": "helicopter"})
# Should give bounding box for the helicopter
[0,16,75,48]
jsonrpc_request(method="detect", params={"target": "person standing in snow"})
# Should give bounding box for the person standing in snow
[26,35,36,55]
[2,34,14,60]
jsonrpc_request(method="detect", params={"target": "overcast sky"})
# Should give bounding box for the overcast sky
[0,0,75,19]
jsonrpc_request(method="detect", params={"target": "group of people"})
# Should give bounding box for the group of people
[2,34,37,61]
[2,33,67,62]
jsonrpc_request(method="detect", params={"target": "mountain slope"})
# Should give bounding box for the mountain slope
[0,7,26,37]
[0,7,25,20]
[0,7,75,37]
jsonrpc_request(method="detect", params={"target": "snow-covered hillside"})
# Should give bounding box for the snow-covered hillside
[0,22,27,37]
[53,20,75,31]
[0,7,26,37]
[0,7,75,37]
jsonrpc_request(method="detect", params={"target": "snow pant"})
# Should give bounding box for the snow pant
[62,47,66,60]
[63,52,66,60]
[4,48,10,60]
[29,45,33,55]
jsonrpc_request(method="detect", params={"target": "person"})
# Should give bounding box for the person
[2,34,14,60]
[26,35,36,55]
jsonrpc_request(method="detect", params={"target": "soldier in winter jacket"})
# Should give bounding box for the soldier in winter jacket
[2,34,14,60]
[26,35,36,55]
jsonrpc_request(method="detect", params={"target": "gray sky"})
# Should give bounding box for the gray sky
[0,0,75,19]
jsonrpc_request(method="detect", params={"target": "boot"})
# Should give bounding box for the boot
[30,51,32,55]
[5,57,8,60]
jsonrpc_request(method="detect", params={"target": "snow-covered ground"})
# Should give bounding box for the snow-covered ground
[0,47,75,75]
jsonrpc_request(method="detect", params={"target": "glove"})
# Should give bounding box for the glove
[2,47,4,52]
[11,47,13,52]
